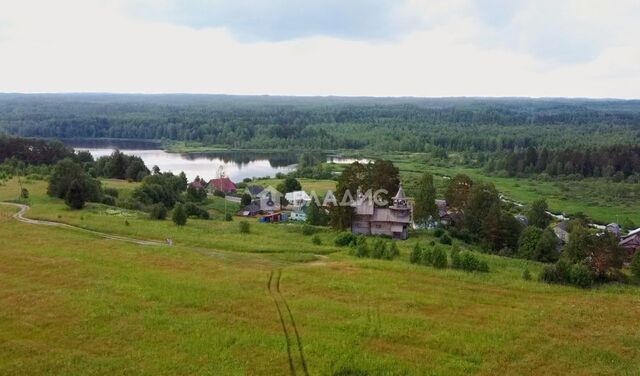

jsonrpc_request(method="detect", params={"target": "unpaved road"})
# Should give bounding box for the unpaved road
[1,202,164,246]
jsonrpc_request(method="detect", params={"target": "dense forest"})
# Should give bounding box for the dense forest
[1,94,639,152]
[486,145,640,180]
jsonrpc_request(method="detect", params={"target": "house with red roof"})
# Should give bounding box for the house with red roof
[208,177,237,193]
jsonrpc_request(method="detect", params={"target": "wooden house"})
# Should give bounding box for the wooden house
[351,184,412,240]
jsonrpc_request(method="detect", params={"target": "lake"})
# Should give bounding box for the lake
[65,140,297,182]
[63,139,372,182]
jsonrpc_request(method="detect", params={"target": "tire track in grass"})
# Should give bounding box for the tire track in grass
[268,270,296,376]
[276,271,310,376]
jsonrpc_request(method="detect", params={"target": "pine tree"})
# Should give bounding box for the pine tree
[414,172,438,225]
[172,203,188,226]
[528,199,550,229]
[65,179,86,209]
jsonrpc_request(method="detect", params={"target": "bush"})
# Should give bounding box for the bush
[539,260,571,284]
[172,203,187,226]
[240,193,252,206]
[103,187,119,198]
[335,232,357,247]
[311,235,322,245]
[239,221,250,234]
[224,213,233,221]
[451,247,462,269]
[522,268,531,280]
[185,202,210,219]
[355,239,369,258]
[370,239,387,259]
[431,247,448,268]
[453,251,489,273]
[439,234,452,245]
[410,243,422,264]
[20,188,29,199]
[302,224,316,236]
[389,241,400,257]
[213,189,225,198]
[421,247,433,266]
[631,252,640,279]
[101,195,116,206]
[433,228,444,237]
[149,203,168,220]
[569,263,594,288]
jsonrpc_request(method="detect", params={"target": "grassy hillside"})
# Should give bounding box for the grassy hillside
[1,177,640,374]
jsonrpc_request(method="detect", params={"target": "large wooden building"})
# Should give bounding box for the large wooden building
[351,184,412,240]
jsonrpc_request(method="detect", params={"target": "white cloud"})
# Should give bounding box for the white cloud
[0,0,638,98]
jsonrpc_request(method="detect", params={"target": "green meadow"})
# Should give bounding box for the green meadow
[1,177,640,374]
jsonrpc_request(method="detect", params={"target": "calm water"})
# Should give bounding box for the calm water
[66,140,296,182]
[64,139,370,182]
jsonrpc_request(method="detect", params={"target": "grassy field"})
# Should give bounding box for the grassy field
[251,178,337,198]
[1,191,640,374]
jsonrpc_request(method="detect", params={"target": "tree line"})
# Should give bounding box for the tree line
[486,145,640,179]
[2,94,639,153]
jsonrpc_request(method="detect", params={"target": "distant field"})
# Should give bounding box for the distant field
[1,198,640,374]
[362,152,640,226]
[251,178,337,198]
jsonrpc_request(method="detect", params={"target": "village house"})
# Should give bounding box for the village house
[208,177,237,194]
[239,186,282,217]
[619,228,640,259]
[246,185,264,197]
[285,190,311,209]
[351,184,412,240]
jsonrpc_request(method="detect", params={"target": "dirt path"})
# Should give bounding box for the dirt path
[1,202,164,246]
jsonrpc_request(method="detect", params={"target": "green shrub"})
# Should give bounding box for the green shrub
[239,221,250,234]
[302,224,316,236]
[224,213,233,221]
[371,239,387,259]
[433,228,444,237]
[185,202,210,219]
[451,248,462,269]
[389,241,400,257]
[149,203,167,220]
[539,260,571,284]
[432,246,448,268]
[172,203,187,226]
[335,232,357,247]
[409,243,422,264]
[421,247,434,266]
[213,190,225,198]
[569,263,594,288]
[453,251,489,273]
[103,187,119,198]
[439,234,452,245]
[311,235,321,245]
[631,252,640,279]
[355,240,369,258]
[522,268,531,280]
[20,188,29,199]
[101,195,116,206]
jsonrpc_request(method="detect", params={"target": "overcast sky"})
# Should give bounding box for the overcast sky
[0,0,638,98]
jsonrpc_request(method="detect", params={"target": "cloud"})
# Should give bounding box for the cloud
[0,0,638,97]
[471,0,640,63]
[128,0,420,41]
